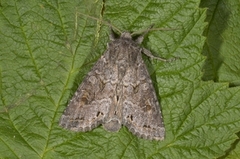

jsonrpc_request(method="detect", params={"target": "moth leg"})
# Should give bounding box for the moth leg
[142,48,168,61]
[142,48,178,62]
[136,24,155,44]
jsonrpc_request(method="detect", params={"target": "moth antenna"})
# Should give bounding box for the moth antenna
[132,25,180,37]
[134,24,154,44]
[77,12,122,34]
[149,27,181,31]
[131,24,154,36]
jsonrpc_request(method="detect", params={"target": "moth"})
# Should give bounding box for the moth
[59,25,168,140]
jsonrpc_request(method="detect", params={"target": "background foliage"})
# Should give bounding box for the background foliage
[0,0,240,158]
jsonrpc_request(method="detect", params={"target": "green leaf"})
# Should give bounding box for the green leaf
[200,0,240,86]
[0,0,240,159]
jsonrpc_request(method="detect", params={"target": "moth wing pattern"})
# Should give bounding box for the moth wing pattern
[59,27,166,140]
[59,52,117,132]
[121,50,165,140]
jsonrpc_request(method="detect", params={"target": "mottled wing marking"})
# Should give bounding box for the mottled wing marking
[59,28,165,140]
[122,53,165,140]
[59,51,117,132]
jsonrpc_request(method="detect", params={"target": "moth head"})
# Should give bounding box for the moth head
[110,27,132,41]
[109,26,152,44]
[120,32,132,39]
[121,31,144,44]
